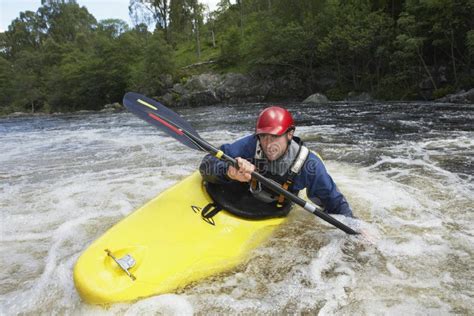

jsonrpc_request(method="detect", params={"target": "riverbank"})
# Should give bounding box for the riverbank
[0,81,474,117]
[2,77,472,118]
[1,102,125,118]
[146,73,474,108]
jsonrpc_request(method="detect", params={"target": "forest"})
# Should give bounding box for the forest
[0,0,472,114]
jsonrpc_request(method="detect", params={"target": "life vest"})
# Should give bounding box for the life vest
[250,137,310,207]
[203,137,310,220]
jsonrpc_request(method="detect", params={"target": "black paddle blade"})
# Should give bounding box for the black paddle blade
[123,92,205,151]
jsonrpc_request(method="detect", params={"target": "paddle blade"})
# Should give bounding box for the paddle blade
[123,92,205,151]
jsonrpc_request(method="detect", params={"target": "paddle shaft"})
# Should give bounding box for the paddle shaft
[181,129,359,235]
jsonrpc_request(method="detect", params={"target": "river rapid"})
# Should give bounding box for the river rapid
[0,101,472,315]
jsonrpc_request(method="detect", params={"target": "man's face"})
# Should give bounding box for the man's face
[258,130,294,161]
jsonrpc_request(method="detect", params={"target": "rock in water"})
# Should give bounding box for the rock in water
[303,93,329,103]
[436,88,474,104]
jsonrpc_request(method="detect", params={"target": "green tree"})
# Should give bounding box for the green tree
[129,0,170,39]
[11,50,45,113]
[169,0,192,43]
[98,19,130,38]
[1,10,45,58]
[129,30,175,95]
[0,56,15,114]
[219,26,242,66]
[467,30,474,57]
[317,2,393,91]
[37,1,97,43]
[189,0,204,58]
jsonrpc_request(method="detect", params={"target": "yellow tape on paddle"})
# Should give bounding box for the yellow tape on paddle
[138,99,157,110]
[215,150,224,159]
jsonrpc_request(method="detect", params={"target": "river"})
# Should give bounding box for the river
[0,101,472,315]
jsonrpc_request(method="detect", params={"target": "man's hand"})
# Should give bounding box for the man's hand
[227,157,256,182]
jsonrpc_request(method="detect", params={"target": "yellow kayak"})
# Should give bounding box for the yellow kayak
[73,171,287,304]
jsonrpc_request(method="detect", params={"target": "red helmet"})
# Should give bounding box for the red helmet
[255,106,295,136]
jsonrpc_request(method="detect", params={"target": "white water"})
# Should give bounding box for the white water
[0,102,473,315]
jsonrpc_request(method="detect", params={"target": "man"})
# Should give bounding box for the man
[199,106,353,218]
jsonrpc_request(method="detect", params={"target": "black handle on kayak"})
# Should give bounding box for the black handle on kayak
[123,92,359,235]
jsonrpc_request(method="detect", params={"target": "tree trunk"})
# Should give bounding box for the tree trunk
[196,19,201,59]
[450,29,458,85]
[336,56,342,89]
[352,56,358,89]
[211,29,216,48]
[239,0,244,36]
[417,46,437,90]
[163,0,168,40]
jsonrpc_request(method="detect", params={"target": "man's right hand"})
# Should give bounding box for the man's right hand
[227,157,256,182]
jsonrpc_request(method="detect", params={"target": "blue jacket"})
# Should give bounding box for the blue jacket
[199,135,353,217]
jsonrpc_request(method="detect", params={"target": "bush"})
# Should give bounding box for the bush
[325,88,348,101]
[433,85,455,99]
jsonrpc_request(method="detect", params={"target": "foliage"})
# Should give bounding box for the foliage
[129,30,174,96]
[1,0,472,114]
[0,1,175,114]
[433,85,455,99]
[219,26,241,66]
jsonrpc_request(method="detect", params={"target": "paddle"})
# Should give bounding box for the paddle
[123,92,359,235]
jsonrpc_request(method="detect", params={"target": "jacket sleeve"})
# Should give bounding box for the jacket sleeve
[199,135,256,184]
[301,153,353,217]
[199,153,231,184]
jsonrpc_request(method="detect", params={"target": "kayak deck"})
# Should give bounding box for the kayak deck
[73,172,287,304]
